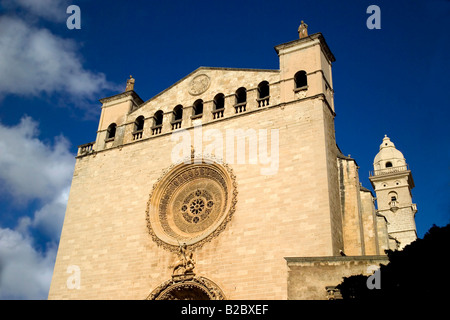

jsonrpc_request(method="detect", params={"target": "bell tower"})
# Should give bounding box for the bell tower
[369,135,418,249]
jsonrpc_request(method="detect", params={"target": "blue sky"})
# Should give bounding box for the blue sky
[0,0,448,299]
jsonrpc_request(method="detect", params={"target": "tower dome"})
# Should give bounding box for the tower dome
[373,135,406,171]
[369,135,417,249]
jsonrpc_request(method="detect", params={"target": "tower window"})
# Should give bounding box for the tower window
[257,81,270,107]
[133,116,145,140]
[192,99,203,118]
[389,194,399,211]
[294,71,307,90]
[234,87,247,113]
[213,94,225,119]
[388,191,398,206]
[385,161,393,168]
[236,87,246,104]
[173,105,183,121]
[172,105,183,130]
[106,123,116,140]
[134,116,144,132]
[214,93,225,110]
[154,110,163,126]
[152,110,163,135]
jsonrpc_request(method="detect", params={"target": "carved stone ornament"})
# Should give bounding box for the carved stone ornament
[147,275,226,300]
[146,155,237,253]
[172,243,196,276]
[298,20,308,39]
[188,74,211,96]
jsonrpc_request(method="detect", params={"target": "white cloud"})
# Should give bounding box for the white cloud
[0,117,75,299]
[0,227,56,299]
[18,186,70,241]
[0,0,70,22]
[0,15,119,101]
[0,116,75,203]
[0,1,112,299]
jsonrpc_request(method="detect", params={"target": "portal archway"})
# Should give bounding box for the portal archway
[147,276,226,300]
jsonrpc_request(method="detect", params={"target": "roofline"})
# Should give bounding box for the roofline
[336,144,359,167]
[98,67,278,107]
[274,32,336,63]
[139,66,280,106]
[99,90,144,105]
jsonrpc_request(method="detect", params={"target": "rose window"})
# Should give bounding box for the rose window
[146,162,237,252]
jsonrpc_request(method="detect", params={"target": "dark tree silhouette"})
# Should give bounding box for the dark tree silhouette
[337,224,450,300]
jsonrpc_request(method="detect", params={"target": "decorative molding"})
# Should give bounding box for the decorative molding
[99,90,144,105]
[147,275,226,300]
[274,32,336,63]
[188,74,211,96]
[148,234,226,300]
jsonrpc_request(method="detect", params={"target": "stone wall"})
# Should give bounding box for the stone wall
[48,32,364,300]
[49,95,341,299]
[286,256,389,300]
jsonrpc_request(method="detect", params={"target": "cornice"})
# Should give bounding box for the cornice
[274,32,336,63]
[99,90,144,105]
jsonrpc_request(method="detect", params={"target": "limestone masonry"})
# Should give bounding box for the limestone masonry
[48,22,417,300]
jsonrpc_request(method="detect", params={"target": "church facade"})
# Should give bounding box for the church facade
[48,22,417,300]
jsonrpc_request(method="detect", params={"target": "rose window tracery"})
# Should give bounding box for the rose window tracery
[190,198,204,215]
[146,160,237,252]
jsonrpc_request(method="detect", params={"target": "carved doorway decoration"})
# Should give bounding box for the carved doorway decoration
[147,275,226,300]
[147,238,226,300]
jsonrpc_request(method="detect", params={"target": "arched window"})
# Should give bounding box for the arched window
[257,81,270,107]
[152,110,163,135]
[235,87,246,113]
[173,105,183,121]
[388,191,399,210]
[213,93,225,119]
[385,161,393,168]
[294,71,307,90]
[134,116,144,131]
[214,93,225,110]
[154,110,163,126]
[236,87,246,104]
[192,99,203,118]
[172,105,183,130]
[106,123,116,140]
[133,116,144,140]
